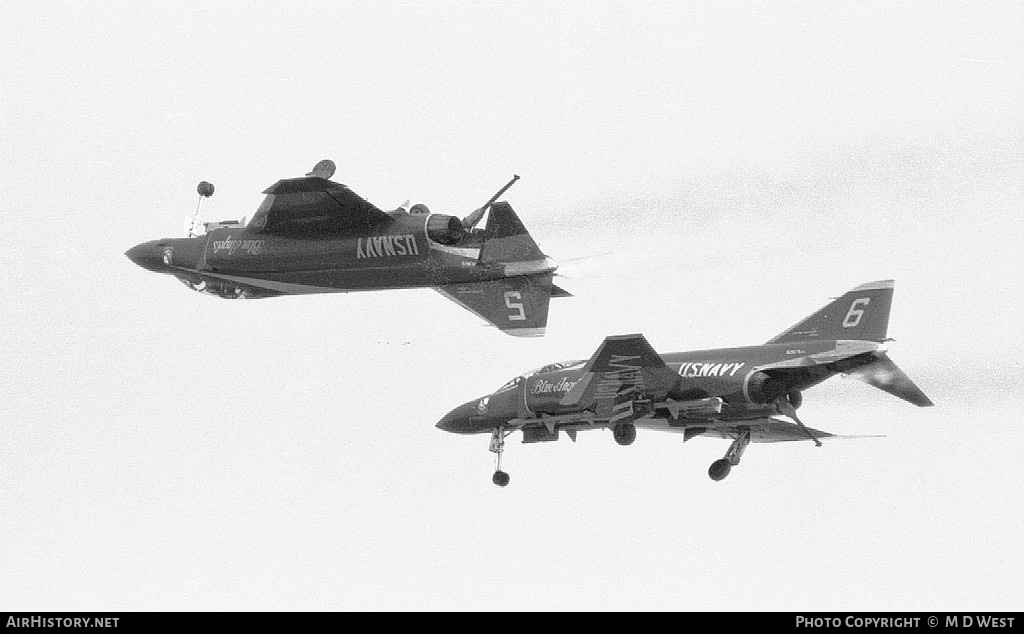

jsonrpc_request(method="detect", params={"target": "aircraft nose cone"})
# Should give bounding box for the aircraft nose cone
[125,240,167,272]
[435,417,453,432]
[436,401,482,434]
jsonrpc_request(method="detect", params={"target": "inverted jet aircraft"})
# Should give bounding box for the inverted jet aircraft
[125,160,568,337]
[437,280,933,485]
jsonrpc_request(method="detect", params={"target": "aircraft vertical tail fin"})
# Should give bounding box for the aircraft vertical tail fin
[478,202,546,264]
[767,280,895,344]
[435,273,554,337]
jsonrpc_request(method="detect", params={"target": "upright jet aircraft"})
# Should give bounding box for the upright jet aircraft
[125,161,568,337]
[437,280,933,485]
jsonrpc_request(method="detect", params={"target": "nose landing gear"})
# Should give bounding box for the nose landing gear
[489,427,513,487]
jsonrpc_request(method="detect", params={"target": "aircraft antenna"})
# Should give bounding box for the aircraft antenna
[187,181,215,238]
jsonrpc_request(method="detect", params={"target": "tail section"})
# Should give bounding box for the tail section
[846,353,934,407]
[550,283,573,298]
[436,273,554,337]
[478,202,547,265]
[435,202,562,336]
[767,279,894,344]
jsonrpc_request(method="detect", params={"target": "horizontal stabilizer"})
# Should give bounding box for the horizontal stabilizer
[845,353,934,407]
[435,273,554,337]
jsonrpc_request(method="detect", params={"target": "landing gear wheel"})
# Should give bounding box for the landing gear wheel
[708,458,732,481]
[787,390,803,410]
[710,429,750,481]
[613,422,637,446]
[489,427,511,487]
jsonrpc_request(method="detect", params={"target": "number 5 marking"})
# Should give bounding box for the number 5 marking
[843,297,870,328]
[504,291,526,321]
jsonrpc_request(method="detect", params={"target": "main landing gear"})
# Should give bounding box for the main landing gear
[776,392,821,446]
[708,429,750,481]
[612,422,637,446]
[489,427,513,487]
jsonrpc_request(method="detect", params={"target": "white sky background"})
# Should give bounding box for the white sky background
[0,1,1021,611]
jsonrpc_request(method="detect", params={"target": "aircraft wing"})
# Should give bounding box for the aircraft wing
[690,417,841,443]
[435,273,556,337]
[559,334,677,422]
[247,177,393,235]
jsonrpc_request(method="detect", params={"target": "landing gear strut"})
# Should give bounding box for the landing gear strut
[489,427,512,487]
[708,429,751,481]
[776,394,821,446]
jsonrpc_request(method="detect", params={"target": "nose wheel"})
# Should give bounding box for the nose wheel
[489,427,513,487]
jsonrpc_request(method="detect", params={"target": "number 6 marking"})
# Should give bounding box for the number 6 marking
[504,291,526,321]
[843,297,870,328]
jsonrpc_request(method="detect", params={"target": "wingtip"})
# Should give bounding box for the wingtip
[505,327,547,338]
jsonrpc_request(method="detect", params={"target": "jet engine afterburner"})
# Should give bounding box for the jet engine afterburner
[743,370,790,404]
[426,214,468,246]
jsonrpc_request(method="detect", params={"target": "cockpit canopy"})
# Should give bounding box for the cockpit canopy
[185,218,245,238]
[530,361,586,375]
[494,360,586,393]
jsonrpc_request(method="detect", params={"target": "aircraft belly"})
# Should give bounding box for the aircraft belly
[633,419,687,434]
[199,262,436,292]
[310,266,434,290]
[199,258,525,301]
[198,231,512,294]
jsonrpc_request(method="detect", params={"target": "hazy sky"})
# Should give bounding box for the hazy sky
[1,2,1021,611]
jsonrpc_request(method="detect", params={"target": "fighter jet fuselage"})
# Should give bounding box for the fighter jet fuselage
[125,164,566,336]
[439,339,886,436]
[437,280,934,485]
[126,212,553,298]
